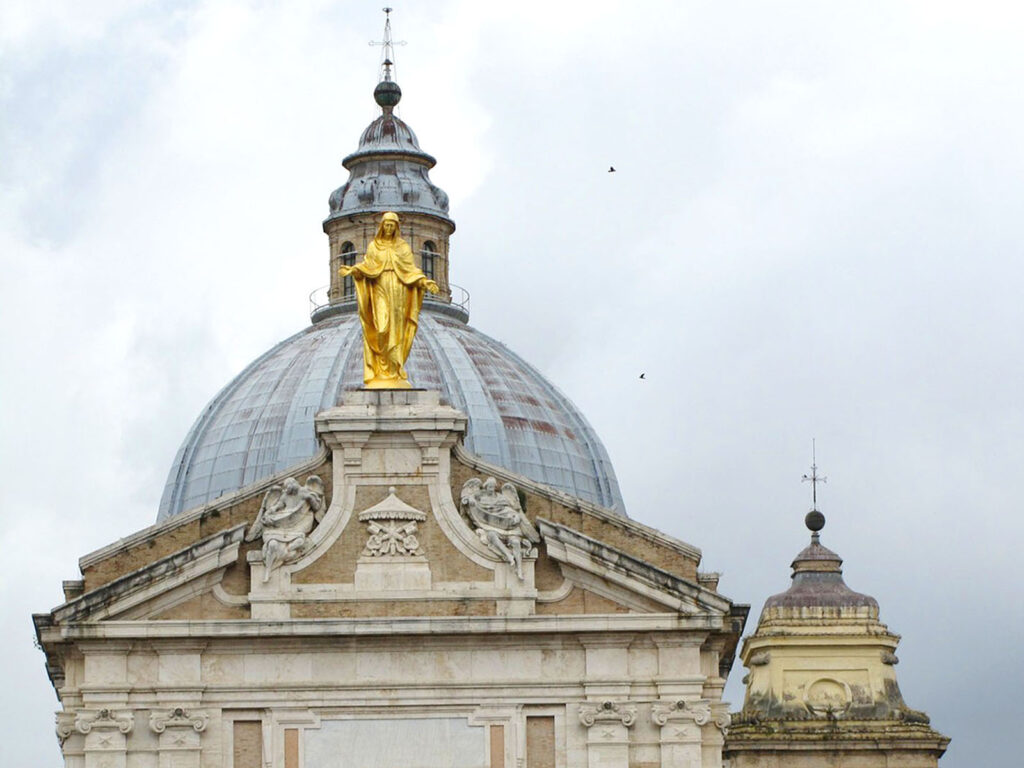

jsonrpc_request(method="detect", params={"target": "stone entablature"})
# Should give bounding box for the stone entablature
[40,620,740,768]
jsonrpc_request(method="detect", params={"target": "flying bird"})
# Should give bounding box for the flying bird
[639,373,646,379]
[608,166,616,172]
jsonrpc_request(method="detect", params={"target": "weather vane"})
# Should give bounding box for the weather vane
[801,439,827,512]
[369,7,406,82]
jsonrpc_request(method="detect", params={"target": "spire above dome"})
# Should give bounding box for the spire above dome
[370,8,403,112]
[326,9,451,226]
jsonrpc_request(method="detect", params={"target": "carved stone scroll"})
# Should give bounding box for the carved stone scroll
[578,700,638,728]
[578,701,637,768]
[75,709,134,735]
[149,707,209,768]
[71,709,135,768]
[55,712,76,747]
[149,707,209,733]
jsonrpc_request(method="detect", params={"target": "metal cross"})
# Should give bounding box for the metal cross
[801,439,827,510]
[369,7,406,81]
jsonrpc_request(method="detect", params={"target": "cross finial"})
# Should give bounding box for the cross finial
[369,7,406,83]
[801,439,827,512]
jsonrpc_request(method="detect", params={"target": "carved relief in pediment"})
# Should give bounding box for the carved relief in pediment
[359,487,427,558]
[354,487,432,591]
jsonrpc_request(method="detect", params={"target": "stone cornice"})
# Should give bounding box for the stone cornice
[740,630,900,664]
[538,519,734,615]
[36,612,726,644]
[725,721,950,753]
[314,392,467,446]
[50,525,246,623]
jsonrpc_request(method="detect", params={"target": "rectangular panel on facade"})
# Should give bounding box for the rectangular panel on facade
[233,721,263,768]
[489,724,505,768]
[285,728,299,768]
[304,718,487,768]
[526,716,555,768]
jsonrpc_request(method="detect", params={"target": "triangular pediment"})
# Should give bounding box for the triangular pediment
[536,520,733,616]
[49,525,247,623]
[42,392,741,627]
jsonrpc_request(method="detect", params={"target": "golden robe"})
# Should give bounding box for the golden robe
[343,218,434,388]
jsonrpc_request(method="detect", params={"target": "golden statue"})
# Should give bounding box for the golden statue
[339,212,440,388]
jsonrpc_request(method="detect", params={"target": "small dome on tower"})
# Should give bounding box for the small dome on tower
[325,80,450,223]
[762,513,878,615]
[729,490,948,759]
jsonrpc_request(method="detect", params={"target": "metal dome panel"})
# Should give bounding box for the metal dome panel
[157,308,626,521]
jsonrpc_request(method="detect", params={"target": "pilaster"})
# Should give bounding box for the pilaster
[578,701,637,768]
[579,635,635,699]
[650,634,706,699]
[154,641,206,705]
[650,699,730,768]
[74,708,134,768]
[79,641,132,709]
[149,707,209,768]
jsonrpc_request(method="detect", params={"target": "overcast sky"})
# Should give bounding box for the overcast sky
[2,1,1021,765]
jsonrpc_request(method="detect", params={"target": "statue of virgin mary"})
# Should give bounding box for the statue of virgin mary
[338,212,440,388]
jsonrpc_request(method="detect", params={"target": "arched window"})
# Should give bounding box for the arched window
[421,241,438,282]
[340,241,356,298]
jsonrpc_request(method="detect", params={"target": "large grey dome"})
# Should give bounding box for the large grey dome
[157,306,626,521]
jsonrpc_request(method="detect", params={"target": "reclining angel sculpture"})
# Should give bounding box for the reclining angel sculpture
[460,477,540,580]
[246,475,326,581]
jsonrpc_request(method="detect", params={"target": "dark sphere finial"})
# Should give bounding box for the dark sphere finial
[805,509,826,533]
[374,79,402,109]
